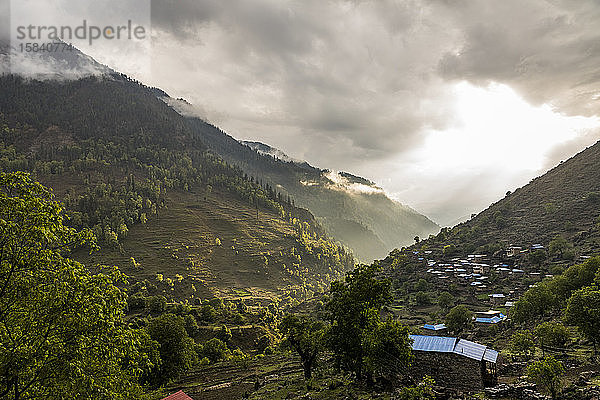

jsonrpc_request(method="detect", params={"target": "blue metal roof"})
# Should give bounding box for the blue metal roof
[423,323,447,331]
[410,335,456,352]
[483,348,499,363]
[454,339,487,361]
[410,335,499,363]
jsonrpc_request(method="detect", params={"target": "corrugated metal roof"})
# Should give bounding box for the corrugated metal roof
[423,323,447,331]
[410,335,456,352]
[410,335,499,363]
[483,348,499,363]
[453,339,486,361]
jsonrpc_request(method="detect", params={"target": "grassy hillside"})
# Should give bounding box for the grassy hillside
[78,187,350,300]
[420,141,600,256]
[182,116,438,262]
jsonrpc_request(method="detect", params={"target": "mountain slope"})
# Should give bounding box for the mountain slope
[174,110,438,262]
[0,74,354,300]
[424,141,600,255]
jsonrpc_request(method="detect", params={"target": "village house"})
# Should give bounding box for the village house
[422,323,448,336]
[475,310,507,324]
[161,390,193,400]
[409,335,499,390]
[488,293,505,305]
[506,246,522,257]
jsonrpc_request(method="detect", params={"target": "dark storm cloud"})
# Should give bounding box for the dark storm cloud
[151,0,323,55]
[144,0,600,225]
[438,0,600,116]
[149,0,457,159]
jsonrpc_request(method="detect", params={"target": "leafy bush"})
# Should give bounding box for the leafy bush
[148,295,167,313]
[527,356,564,399]
[199,338,230,363]
[127,293,148,311]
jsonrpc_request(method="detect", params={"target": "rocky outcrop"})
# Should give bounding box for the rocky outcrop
[485,382,546,400]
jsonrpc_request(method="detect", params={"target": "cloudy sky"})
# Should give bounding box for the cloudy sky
[5,0,600,225]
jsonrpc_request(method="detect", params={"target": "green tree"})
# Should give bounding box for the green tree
[216,324,232,344]
[279,314,325,380]
[199,338,230,363]
[148,295,167,313]
[0,172,146,399]
[415,278,429,292]
[534,321,569,354]
[128,293,148,311]
[526,356,565,399]
[511,283,556,323]
[201,304,218,322]
[437,292,454,311]
[564,286,600,353]
[528,250,547,266]
[326,264,391,380]
[147,313,197,385]
[415,291,431,306]
[549,236,574,261]
[363,318,413,382]
[510,331,535,359]
[184,314,199,338]
[445,305,472,334]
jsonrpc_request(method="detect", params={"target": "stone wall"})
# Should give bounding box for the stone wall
[410,351,484,391]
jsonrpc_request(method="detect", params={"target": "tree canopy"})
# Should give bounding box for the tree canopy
[0,172,149,399]
[526,356,565,399]
[564,286,600,353]
[445,305,472,334]
[279,314,325,380]
[326,263,392,380]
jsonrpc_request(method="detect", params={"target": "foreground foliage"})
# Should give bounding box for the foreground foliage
[526,356,565,400]
[0,172,151,399]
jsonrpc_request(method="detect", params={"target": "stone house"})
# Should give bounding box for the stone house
[409,335,499,391]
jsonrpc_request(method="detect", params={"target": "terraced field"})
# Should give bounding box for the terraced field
[77,188,347,300]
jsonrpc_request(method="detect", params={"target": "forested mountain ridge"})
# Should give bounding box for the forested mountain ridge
[168,104,439,262]
[0,74,354,300]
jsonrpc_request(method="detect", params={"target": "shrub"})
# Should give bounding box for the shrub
[200,338,230,363]
[415,291,431,306]
[127,293,147,311]
[148,295,167,313]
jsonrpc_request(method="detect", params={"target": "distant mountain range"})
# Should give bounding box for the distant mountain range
[163,98,439,262]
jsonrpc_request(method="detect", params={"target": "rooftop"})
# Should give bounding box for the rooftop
[423,323,447,331]
[161,390,194,400]
[410,335,499,363]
